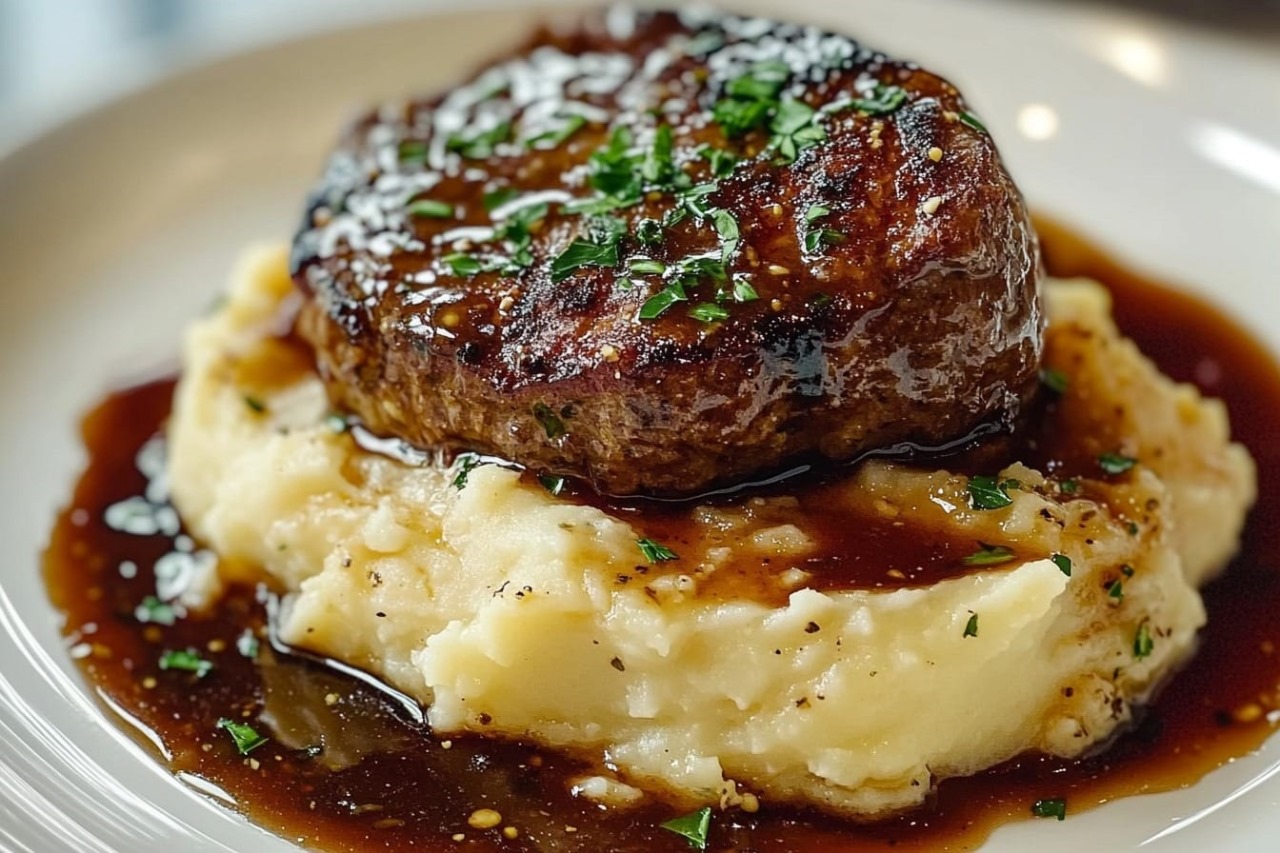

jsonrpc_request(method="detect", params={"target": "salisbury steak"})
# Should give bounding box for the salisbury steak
[291,8,1042,496]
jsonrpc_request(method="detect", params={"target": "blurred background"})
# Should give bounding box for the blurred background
[1,0,1278,152]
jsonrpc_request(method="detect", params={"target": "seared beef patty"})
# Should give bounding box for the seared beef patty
[291,8,1042,496]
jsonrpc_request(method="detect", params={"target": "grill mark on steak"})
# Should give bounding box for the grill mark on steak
[291,7,1043,496]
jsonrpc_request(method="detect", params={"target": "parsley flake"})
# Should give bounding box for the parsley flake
[963,613,979,638]
[844,83,908,116]
[1039,368,1069,394]
[637,538,679,563]
[482,187,519,212]
[527,113,587,150]
[1031,797,1067,821]
[959,110,989,134]
[711,208,740,262]
[805,204,831,223]
[1099,452,1137,475]
[770,98,827,163]
[702,147,739,177]
[217,718,268,755]
[635,218,664,245]
[397,139,428,164]
[1051,553,1072,577]
[243,396,266,414]
[628,258,667,276]
[135,596,177,626]
[532,403,567,440]
[159,649,213,678]
[550,215,626,282]
[1134,622,1154,659]
[660,806,712,850]
[967,475,1015,510]
[451,453,481,490]
[689,302,730,324]
[1108,579,1125,602]
[732,276,759,303]
[443,253,484,277]
[538,474,567,496]
[640,282,688,320]
[446,121,512,159]
[405,199,454,219]
[963,543,1016,567]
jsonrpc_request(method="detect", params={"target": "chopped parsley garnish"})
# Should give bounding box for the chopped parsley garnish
[216,718,268,755]
[714,96,775,138]
[236,630,260,659]
[962,543,1016,567]
[637,538,679,563]
[1098,452,1137,475]
[1134,621,1154,659]
[397,139,428,164]
[1031,797,1067,821]
[642,124,679,186]
[135,595,177,626]
[844,83,908,116]
[587,126,643,198]
[550,215,626,282]
[640,283,688,320]
[1108,579,1125,602]
[689,302,730,324]
[802,203,842,254]
[804,228,843,254]
[660,806,712,850]
[1051,553,1072,577]
[959,110,989,134]
[1039,368,1069,394]
[482,187,519,212]
[731,276,759,304]
[770,97,827,163]
[712,59,830,161]
[1059,478,1080,495]
[967,475,1015,510]
[725,59,789,101]
[451,453,481,490]
[805,204,831,223]
[532,403,567,440]
[538,474,567,496]
[443,253,484,277]
[527,112,587,150]
[676,181,719,218]
[243,396,266,414]
[405,199,454,219]
[489,201,548,271]
[628,258,667,276]
[701,147,739,177]
[446,120,512,159]
[159,649,213,678]
[711,208,740,262]
[714,61,789,137]
[635,218,664,245]
[963,613,980,638]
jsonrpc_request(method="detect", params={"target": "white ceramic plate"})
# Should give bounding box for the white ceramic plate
[1,1,1277,850]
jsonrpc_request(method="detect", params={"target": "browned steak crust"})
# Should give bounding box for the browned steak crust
[290,8,1042,496]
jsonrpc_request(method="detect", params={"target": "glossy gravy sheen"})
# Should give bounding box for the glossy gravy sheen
[44,225,1280,852]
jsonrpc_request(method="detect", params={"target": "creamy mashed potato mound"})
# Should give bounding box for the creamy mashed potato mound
[168,246,1256,818]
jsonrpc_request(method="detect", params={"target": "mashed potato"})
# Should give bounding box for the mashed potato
[168,246,1255,818]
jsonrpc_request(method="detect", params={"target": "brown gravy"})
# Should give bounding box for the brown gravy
[43,223,1280,851]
